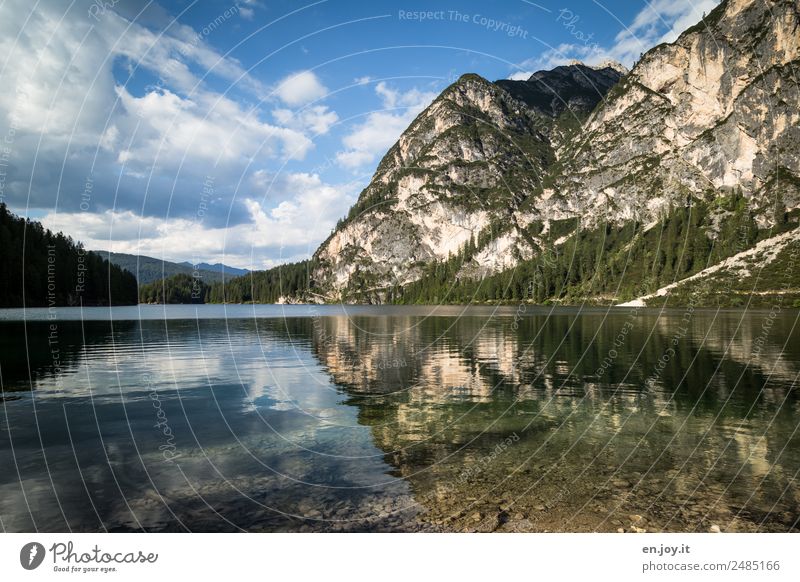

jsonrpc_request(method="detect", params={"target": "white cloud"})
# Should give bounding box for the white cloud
[247,174,348,246]
[99,125,120,151]
[114,85,314,168]
[606,0,719,64]
[336,149,377,170]
[272,105,339,135]
[97,6,268,99]
[274,70,328,106]
[0,0,337,240]
[650,0,721,44]
[40,208,245,265]
[508,71,532,81]
[335,82,438,170]
[39,172,357,269]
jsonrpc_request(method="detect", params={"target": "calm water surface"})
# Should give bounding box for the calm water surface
[1,305,798,532]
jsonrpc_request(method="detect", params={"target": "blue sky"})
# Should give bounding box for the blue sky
[0,0,719,268]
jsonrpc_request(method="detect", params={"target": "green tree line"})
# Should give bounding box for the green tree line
[139,273,210,304]
[143,261,314,304]
[207,260,313,303]
[392,192,771,305]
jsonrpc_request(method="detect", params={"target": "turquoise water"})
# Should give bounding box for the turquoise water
[0,305,798,532]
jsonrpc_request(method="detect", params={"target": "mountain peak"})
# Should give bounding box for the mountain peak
[496,62,624,118]
[454,72,491,85]
[591,59,629,75]
[559,59,629,76]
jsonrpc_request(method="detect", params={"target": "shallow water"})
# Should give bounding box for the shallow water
[1,305,798,532]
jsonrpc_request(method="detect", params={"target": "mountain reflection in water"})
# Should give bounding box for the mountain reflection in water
[0,305,798,532]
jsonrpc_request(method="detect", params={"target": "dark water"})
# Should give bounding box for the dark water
[0,305,798,532]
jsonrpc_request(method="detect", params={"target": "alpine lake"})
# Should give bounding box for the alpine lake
[1,304,798,533]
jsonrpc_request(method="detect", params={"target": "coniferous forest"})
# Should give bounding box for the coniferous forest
[206,261,313,304]
[0,203,138,307]
[139,273,210,304]
[137,261,312,304]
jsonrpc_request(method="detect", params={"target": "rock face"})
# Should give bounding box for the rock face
[313,66,624,300]
[496,63,626,119]
[555,0,800,228]
[313,73,554,299]
[313,0,800,302]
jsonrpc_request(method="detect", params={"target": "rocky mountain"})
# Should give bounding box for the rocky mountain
[312,64,625,300]
[308,0,800,306]
[553,0,800,228]
[495,61,626,118]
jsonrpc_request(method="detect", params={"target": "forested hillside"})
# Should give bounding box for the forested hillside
[99,251,242,285]
[207,261,313,304]
[392,193,800,307]
[0,204,138,307]
[139,273,209,304]
[139,261,312,304]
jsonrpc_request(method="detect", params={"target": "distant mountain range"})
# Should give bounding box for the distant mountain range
[95,251,248,285]
[179,261,249,277]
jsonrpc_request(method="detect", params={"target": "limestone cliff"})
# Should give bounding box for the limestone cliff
[311,0,800,305]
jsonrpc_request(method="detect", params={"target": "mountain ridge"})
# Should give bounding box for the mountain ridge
[218,0,800,308]
[179,261,249,277]
[96,251,246,285]
[311,62,628,300]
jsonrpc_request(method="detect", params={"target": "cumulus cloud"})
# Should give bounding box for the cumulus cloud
[238,0,260,21]
[114,86,314,169]
[0,0,342,255]
[39,172,357,269]
[335,82,438,170]
[272,105,339,136]
[274,71,329,106]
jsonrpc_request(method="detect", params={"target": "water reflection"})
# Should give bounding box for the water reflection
[0,307,798,532]
[311,309,800,532]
